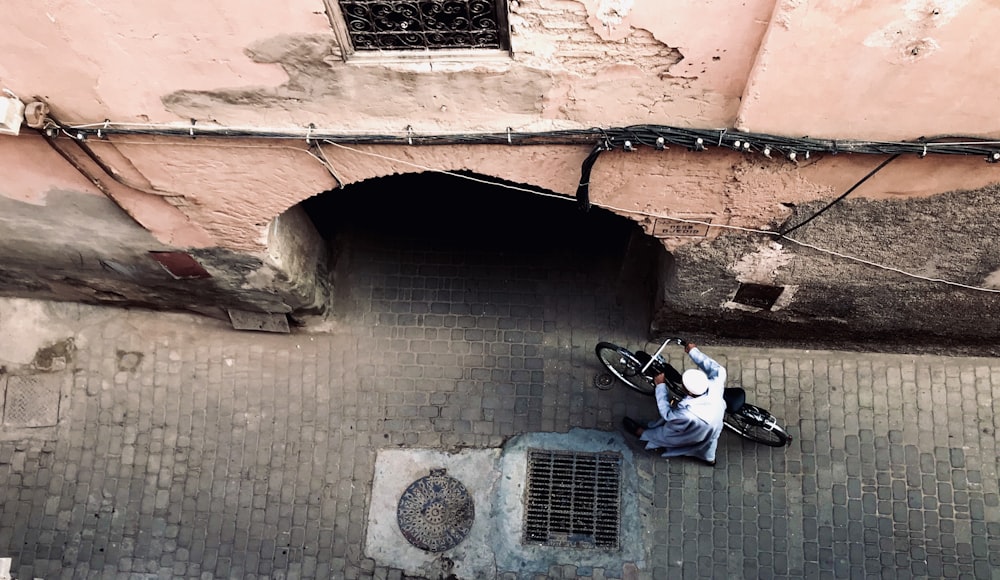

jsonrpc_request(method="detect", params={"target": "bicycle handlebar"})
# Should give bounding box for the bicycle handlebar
[639,336,687,374]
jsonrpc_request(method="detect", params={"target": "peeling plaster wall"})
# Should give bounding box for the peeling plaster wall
[0,136,323,315]
[161,34,556,132]
[266,204,330,313]
[656,185,1000,348]
[0,0,328,123]
[2,0,774,131]
[585,148,1000,248]
[99,135,1000,262]
[7,125,1000,343]
[4,0,1000,342]
[158,0,773,130]
[108,138,587,251]
[4,1,1000,138]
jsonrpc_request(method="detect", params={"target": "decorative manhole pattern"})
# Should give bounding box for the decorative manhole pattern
[397,468,475,552]
[523,449,622,549]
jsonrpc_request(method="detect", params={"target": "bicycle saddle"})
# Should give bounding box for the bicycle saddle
[723,387,746,413]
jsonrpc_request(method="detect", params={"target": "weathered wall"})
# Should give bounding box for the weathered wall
[0,136,323,315]
[655,184,1000,350]
[0,1,326,123]
[3,0,1000,345]
[5,128,1000,343]
[266,204,330,313]
[104,137,1000,255]
[7,1,999,138]
[0,0,772,131]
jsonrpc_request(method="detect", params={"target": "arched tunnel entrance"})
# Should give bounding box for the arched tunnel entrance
[296,171,667,336]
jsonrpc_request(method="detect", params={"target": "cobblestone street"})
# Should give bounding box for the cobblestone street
[2,198,1000,578]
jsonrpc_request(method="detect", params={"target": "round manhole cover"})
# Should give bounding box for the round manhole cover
[593,372,614,390]
[397,468,475,552]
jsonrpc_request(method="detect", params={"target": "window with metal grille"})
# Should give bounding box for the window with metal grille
[337,0,509,51]
[522,449,622,550]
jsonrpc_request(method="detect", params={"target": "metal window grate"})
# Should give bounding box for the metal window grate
[338,0,509,51]
[523,449,622,550]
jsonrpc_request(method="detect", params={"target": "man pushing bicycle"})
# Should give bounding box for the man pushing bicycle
[622,341,727,466]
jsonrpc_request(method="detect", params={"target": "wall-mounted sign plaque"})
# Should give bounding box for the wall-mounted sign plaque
[653,218,712,237]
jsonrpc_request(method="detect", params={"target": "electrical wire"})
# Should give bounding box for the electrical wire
[44,118,1000,160]
[320,140,577,201]
[320,141,1000,294]
[43,123,1000,293]
[591,211,1000,294]
[311,142,344,188]
[777,154,900,237]
[575,143,605,210]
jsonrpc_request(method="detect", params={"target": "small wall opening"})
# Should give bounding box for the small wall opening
[732,283,784,310]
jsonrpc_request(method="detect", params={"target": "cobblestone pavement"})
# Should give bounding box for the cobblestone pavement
[2,198,1000,578]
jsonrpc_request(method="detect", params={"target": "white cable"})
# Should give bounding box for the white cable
[61,120,490,140]
[601,211,1000,294]
[75,135,1000,294]
[322,141,1000,293]
[312,142,345,187]
[780,235,1000,293]
[321,140,576,201]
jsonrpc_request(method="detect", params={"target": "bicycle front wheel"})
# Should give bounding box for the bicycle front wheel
[595,342,657,396]
[723,404,791,447]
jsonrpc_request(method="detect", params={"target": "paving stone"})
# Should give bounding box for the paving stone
[3,223,1000,579]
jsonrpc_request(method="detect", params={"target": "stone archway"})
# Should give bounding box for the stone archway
[267,170,668,331]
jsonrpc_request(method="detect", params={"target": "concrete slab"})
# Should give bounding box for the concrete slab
[226,309,290,333]
[0,298,86,367]
[493,429,645,577]
[366,428,645,579]
[365,447,503,579]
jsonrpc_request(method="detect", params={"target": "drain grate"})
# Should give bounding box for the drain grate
[523,449,622,550]
[3,374,60,427]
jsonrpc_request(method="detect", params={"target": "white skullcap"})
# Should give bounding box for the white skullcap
[682,369,709,396]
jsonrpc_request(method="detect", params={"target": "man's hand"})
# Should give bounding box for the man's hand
[685,342,696,353]
[654,373,666,385]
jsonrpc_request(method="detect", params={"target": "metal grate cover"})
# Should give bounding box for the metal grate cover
[3,374,60,427]
[523,449,622,550]
[338,0,508,51]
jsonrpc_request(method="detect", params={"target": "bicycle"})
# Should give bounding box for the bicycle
[594,337,793,447]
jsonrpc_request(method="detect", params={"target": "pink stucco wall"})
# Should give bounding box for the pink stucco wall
[0,135,102,203]
[0,0,327,124]
[6,1,996,139]
[0,0,771,131]
[100,137,1000,252]
[3,0,1000,252]
[737,0,1000,139]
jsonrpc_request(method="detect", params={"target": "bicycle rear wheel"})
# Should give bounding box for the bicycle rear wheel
[723,404,791,447]
[595,342,657,396]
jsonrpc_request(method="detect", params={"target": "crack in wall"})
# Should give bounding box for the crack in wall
[162,1,687,126]
[162,33,552,125]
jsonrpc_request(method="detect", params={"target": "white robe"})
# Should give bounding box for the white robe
[640,347,727,462]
